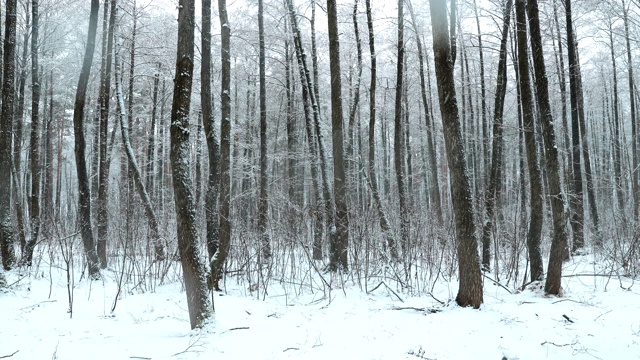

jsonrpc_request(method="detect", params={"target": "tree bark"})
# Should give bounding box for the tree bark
[407,0,443,225]
[23,0,41,265]
[0,0,18,270]
[169,0,211,329]
[622,0,638,223]
[515,0,543,282]
[258,0,270,259]
[525,0,569,295]
[429,0,482,308]
[481,0,512,271]
[327,0,349,271]
[96,0,116,269]
[212,0,232,291]
[201,0,220,262]
[73,0,101,277]
[366,0,395,258]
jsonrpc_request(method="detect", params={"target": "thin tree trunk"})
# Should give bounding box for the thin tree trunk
[607,18,625,224]
[23,0,41,265]
[115,42,164,262]
[258,0,270,259]
[429,0,482,308]
[169,0,211,329]
[481,0,512,271]
[407,0,442,225]
[73,0,101,277]
[327,0,349,271]
[366,0,394,257]
[212,0,232,291]
[394,0,409,253]
[622,0,638,222]
[97,0,116,269]
[201,0,220,261]
[565,0,584,252]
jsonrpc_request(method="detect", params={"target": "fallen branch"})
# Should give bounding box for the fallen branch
[482,273,513,294]
[562,314,574,323]
[0,350,19,359]
[283,348,299,352]
[130,357,151,360]
[228,327,249,331]
[367,281,404,302]
[390,306,440,314]
[541,340,578,347]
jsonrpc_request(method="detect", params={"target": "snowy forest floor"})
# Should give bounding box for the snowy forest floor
[1,254,639,360]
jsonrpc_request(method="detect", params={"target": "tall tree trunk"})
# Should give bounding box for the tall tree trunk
[212,0,232,291]
[201,0,220,261]
[23,0,41,265]
[515,0,543,282]
[607,18,625,225]
[473,0,488,190]
[575,46,600,246]
[394,0,409,253]
[347,0,362,211]
[429,0,482,308]
[0,0,18,270]
[622,0,638,223]
[96,0,116,269]
[287,0,334,260]
[146,66,159,194]
[327,0,349,271]
[407,0,442,225]
[525,0,569,295]
[258,0,270,259]
[481,0,512,271]
[73,0,101,277]
[552,0,571,192]
[564,0,584,252]
[169,0,211,329]
[365,0,395,257]
[115,41,164,262]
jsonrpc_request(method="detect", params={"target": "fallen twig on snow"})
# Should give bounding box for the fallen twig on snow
[482,273,513,294]
[367,281,404,302]
[0,350,19,359]
[282,348,299,352]
[541,340,578,347]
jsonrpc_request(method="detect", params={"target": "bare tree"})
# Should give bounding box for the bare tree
[73,0,101,277]
[169,0,211,329]
[481,0,512,271]
[429,0,482,308]
[212,0,232,291]
[515,0,543,282]
[525,0,569,294]
[22,0,42,265]
[96,0,116,268]
[327,0,349,271]
[258,0,270,259]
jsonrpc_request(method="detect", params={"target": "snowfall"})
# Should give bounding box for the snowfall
[1,254,638,360]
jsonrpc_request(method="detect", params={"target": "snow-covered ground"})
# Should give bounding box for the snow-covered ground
[1,255,638,360]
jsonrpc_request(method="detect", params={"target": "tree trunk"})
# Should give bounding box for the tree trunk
[622,0,638,223]
[515,0,543,282]
[481,0,512,271]
[169,0,211,329]
[258,0,270,259]
[525,0,569,295]
[429,0,482,308]
[212,0,232,291]
[607,18,625,225]
[407,0,442,225]
[564,0,584,253]
[367,0,395,257]
[23,0,41,265]
[394,0,409,254]
[327,0,349,271]
[201,0,220,261]
[73,0,101,277]
[0,0,18,270]
[96,0,116,269]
